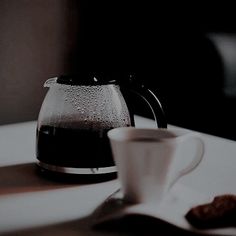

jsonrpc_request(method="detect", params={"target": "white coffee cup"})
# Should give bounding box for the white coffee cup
[108,127,204,204]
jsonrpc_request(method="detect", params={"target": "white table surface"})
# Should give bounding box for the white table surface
[0,116,236,235]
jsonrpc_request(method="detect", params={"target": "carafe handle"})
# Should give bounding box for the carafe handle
[121,77,167,128]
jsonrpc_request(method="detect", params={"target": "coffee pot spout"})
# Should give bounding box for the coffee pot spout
[44,77,57,88]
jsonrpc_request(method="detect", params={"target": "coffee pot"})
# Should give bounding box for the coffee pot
[36,73,167,178]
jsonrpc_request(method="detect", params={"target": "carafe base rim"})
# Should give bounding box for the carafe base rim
[36,161,117,175]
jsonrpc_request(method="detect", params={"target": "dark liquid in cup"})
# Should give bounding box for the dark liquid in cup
[131,132,177,142]
[36,125,115,168]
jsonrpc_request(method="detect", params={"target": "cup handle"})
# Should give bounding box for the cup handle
[168,134,204,189]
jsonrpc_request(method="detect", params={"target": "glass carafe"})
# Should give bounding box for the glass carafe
[36,73,167,178]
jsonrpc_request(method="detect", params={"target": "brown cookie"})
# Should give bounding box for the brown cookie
[185,194,236,229]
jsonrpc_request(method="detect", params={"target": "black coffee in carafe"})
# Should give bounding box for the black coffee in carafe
[37,122,128,170]
[36,74,167,180]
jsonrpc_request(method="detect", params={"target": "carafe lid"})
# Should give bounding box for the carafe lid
[57,72,134,85]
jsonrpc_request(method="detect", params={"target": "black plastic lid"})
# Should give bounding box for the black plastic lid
[57,72,134,85]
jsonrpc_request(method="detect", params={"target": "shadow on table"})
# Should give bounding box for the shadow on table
[1,208,199,236]
[0,162,118,195]
[93,215,201,236]
[0,163,89,195]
